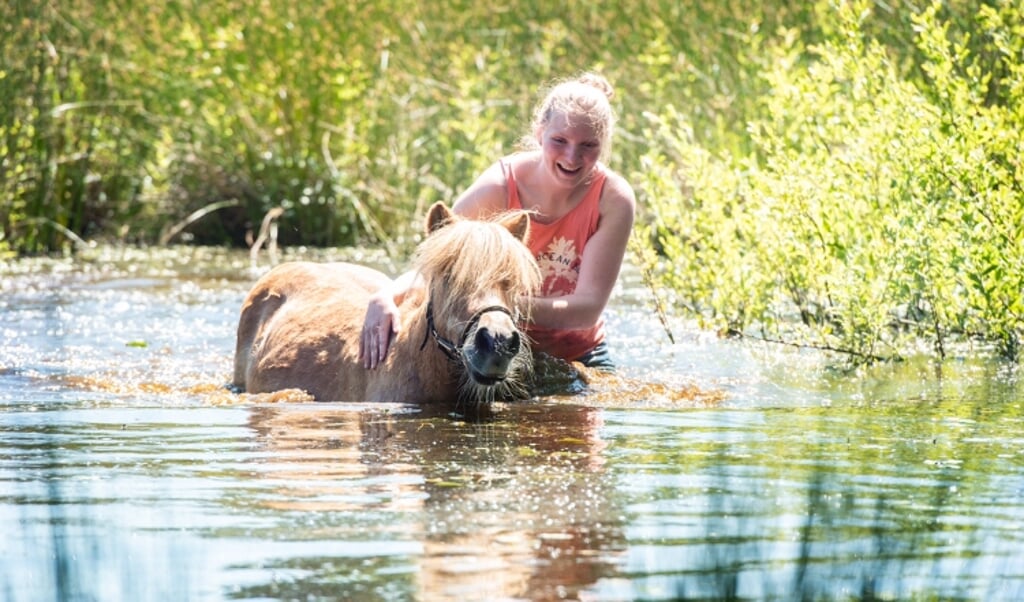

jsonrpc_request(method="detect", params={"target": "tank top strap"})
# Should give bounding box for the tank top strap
[580,169,607,209]
[502,158,522,210]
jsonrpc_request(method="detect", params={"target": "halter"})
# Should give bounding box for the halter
[420,301,515,362]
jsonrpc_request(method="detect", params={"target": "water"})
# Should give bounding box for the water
[2,247,1023,601]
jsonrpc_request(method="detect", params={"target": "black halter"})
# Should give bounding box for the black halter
[420,301,514,361]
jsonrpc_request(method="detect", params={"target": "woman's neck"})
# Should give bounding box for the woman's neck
[515,154,596,222]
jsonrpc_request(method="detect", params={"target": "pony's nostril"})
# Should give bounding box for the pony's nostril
[505,330,520,355]
[474,327,499,354]
[474,328,520,357]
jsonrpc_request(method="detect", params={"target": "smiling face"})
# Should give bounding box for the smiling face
[538,110,603,187]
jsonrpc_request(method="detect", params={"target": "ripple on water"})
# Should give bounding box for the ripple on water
[1,250,1023,601]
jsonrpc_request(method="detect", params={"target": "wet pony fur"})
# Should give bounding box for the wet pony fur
[232,202,541,405]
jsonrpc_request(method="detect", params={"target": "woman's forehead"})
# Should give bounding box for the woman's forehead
[544,110,600,139]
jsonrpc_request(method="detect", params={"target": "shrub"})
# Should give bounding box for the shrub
[635,0,1024,361]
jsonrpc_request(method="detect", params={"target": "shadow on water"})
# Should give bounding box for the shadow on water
[2,248,1024,600]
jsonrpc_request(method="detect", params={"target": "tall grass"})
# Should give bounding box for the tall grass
[5,0,1021,360]
[2,2,152,254]
[1,0,813,256]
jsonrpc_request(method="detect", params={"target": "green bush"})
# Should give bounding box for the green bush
[636,0,1024,361]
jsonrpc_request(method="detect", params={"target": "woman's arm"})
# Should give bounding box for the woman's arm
[526,171,636,330]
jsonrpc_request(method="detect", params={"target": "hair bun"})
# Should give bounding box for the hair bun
[577,72,614,101]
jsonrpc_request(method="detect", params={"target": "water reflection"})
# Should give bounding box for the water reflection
[236,402,624,601]
[596,403,1024,600]
[3,401,1024,600]
[1,407,253,601]
[3,248,1024,601]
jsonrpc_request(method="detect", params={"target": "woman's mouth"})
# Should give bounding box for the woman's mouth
[557,162,581,176]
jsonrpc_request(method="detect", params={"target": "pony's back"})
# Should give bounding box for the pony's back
[233,262,390,401]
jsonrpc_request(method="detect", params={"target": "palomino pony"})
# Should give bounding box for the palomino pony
[232,202,541,404]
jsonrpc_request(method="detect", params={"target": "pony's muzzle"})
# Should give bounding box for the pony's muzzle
[464,319,523,385]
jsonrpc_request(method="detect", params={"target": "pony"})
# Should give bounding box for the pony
[232,202,541,404]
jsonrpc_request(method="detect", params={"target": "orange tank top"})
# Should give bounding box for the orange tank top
[503,159,606,361]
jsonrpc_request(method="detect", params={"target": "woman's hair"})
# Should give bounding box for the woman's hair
[520,72,617,158]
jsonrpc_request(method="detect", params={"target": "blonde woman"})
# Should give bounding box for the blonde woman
[362,73,636,371]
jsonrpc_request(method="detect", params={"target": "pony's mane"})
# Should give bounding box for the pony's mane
[413,213,541,316]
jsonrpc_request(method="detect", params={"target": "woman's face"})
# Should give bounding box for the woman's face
[537,110,602,188]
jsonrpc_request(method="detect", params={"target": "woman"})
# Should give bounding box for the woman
[361,72,636,371]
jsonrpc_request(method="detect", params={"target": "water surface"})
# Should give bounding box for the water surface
[2,247,1022,600]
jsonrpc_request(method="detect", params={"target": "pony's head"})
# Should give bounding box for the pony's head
[414,202,541,403]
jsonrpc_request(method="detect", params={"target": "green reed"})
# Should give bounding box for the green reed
[0,0,809,256]
[4,0,1021,361]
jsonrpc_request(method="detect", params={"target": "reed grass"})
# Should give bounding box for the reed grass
[1,0,816,256]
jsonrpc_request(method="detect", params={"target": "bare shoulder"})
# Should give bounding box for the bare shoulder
[453,160,511,218]
[599,167,637,219]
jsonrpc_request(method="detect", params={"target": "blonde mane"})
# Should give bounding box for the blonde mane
[414,212,541,322]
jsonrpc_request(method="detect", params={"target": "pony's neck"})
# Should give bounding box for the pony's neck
[395,290,459,402]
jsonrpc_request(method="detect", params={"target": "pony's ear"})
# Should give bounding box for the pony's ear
[497,211,530,243]
[425,202,456,234]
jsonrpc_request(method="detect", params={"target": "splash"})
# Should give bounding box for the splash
[531,354,727,408]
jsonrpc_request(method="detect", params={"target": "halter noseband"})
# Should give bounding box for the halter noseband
[420,301,515,362]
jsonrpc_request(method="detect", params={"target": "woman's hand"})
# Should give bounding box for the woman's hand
[360,290,401,369]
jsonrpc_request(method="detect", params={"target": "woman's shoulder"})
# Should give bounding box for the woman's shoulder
[453,157,517,218]
[503,151,541,175]
[477,153,535,185]
[597,164,636,215]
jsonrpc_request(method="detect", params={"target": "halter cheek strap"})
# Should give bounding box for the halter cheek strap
[420,301,515,361]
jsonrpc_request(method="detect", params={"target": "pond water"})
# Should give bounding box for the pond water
[2,247,1023,601]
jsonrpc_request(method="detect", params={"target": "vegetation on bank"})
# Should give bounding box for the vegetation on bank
[2,0,1021,361]
[636,0,1023,362]
[2,0,789,254]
